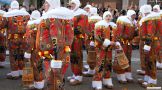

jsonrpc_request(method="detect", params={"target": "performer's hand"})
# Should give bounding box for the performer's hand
[90,41,95,47]
[115,42,121,46]
[115,42,122,50]
[103,39,111,47]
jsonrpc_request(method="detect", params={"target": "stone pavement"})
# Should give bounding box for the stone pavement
[0,50,162,90]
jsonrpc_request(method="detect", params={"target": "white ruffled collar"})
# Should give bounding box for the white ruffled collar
[139,12,161,26]
[95,20,117,28]
[0,10,6,15]
[117,16,132,24]
[41,7,74,20]
[89,15,102,21]
[3,9,30,17]
[73,8,88,16]
[27,19,41,25]
[95,20,109,28]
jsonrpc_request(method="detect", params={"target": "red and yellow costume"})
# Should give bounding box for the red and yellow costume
[3,9,30,79]
[69,8,88,84]
[92,19,117,89]
[139,12,161,87]
[115,15,136,82]
[83,14,102,76]
[0,10,7,67]
[24,17,43,88]
[137,14,146,75]
[156,11,162,69]
[36,7,74,89]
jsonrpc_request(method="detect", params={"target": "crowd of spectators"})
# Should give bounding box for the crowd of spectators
[94,4,140,23]
[0,3,141,24]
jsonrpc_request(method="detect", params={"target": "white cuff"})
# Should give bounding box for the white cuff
[24,52,31,59]
[90,41,95,46]
[103,78,113,86]
[125,72,133,80]
[148,78,157,84]
[74,76,83,82]
[143,45,151,51]
[11,71,20,77]
[34,80,45,89]
[0,61,6,66]
[120,74,127,81]
[92,81,102,89]
[117,74,121,81]
[159,63,162,68]
[67,74,75,81]
[103,39,111,47]
[156,62,160,67]
[19,70,23,76]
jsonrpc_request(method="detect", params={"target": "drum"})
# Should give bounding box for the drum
[87,46,96,68]
[116,50,129,69]
[22,61,34,87]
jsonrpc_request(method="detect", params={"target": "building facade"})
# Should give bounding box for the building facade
[15,0,68,10]
[1,0,161,10]
[80,0,162,10]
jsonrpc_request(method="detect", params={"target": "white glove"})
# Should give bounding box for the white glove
[103,39,111,47]
[115,42,122,50]
[6,50,9,55]
[4,31,6,36]
[143,45,151,51]
[34,28,37,31]
[24,52,31,59]
[90,41,95,47]
[115,42,121,46]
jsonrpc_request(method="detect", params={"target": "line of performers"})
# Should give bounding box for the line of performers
[0,0,161,90]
